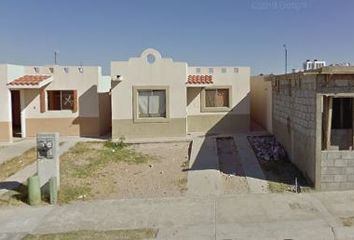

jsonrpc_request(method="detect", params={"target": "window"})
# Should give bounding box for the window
[208,68,214,74]
[137,90,166,118]
[221,68,227,73]
[47,90,75,111]
[205,89,229,108]
[133,86,170,123]
[147,54,155,64]
[234,68,239,73]
[196,68,201,73]
[201,87,231,112]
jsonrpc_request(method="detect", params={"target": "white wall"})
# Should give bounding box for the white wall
[98,75,111,93]
[0,64,25,122]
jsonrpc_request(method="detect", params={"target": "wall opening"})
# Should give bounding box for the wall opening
[11,90,22,138]
[322,96,354,150]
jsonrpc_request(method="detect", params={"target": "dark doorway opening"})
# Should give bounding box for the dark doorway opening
[11,90,22,138]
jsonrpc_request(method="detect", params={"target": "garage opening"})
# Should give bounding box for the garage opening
[322,96,354,150]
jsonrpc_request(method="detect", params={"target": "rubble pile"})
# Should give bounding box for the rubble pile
[248,135,288,162]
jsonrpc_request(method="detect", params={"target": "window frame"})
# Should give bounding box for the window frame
[200,86,232,112]
[47,90,76,112]
[133,86,170,123]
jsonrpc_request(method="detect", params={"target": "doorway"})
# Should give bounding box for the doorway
[11,90,22,138]
[322,96,354,150]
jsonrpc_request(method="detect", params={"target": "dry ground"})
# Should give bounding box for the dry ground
[0,148,36,181]
[216,137,249,194]
[22,228,158,240]
[59,141,190,203]
[247,136,311,192]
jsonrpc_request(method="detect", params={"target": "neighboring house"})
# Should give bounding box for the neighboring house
[0,64,111,142]
[110,48,250,139]
[250,75,272,133]
[267,66,354,191]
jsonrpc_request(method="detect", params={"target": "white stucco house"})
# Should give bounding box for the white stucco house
[110,48,250,139]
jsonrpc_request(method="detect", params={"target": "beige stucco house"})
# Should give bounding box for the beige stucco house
[0,64,111,142]
[111,48,250,139]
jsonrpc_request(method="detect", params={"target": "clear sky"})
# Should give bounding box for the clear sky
[0,0,353,75]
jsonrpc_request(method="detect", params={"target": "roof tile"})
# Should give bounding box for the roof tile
[187,75,213,84]
[8,75,51,86]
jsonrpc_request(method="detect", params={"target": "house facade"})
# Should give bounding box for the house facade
[268,66,354,190]
[111,48,250,139]
[0,64,111,142]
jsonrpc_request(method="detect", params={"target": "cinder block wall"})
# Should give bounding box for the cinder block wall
[321,151,354,190]
[317,76,354,190]
[272,75,317,185]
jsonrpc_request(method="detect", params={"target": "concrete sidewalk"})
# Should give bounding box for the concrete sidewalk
[1,191,354,240]
[0,139,36,165]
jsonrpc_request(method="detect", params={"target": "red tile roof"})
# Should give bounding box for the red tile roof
[8,75,51,86]
[187,75,213,84]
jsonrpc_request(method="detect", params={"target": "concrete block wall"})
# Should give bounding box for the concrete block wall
[272,75,317,184]
[321,151,354,190]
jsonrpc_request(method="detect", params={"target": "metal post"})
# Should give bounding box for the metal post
[283,44,288,74]
[54,50,59,65]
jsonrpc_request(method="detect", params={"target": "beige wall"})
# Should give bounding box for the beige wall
[0,64,107,140]
[23,65,101,119]
[112,119,186,138]
[250,75,272,132]
[111,48,188,139]
[26,117,101,137]
[18,65,104,137]
[0,122,11,142]
[186,66,250,133]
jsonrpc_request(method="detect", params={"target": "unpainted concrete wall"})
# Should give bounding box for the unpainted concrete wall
[321,151,354,190]
[272,75,317,185]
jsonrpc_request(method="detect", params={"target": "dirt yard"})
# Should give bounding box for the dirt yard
[59,141,190,203]
[216,137,249,194]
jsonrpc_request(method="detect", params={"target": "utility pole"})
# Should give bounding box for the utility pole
[283,44,288,74]
[54,50,59,65]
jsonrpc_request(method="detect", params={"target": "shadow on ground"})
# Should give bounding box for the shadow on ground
[186,93,311,192]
